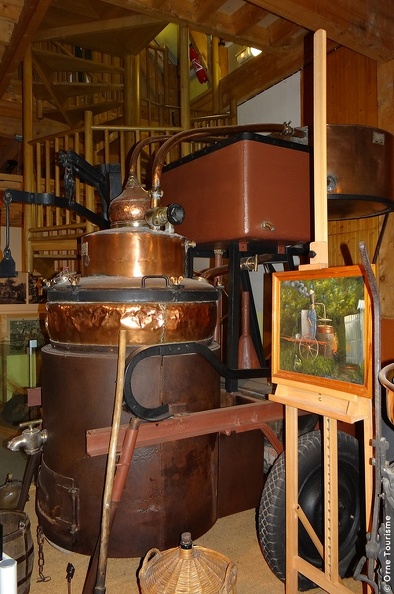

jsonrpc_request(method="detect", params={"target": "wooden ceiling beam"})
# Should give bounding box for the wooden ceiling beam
[100,0,394,62]
[0,0,52,98]
[193,0,228,24]
[231,3,268,37]
[34,14,165,42]
[104,0,275,52]
[247,0,394,62]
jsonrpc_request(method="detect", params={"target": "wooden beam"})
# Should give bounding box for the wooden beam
[247,0,394,62]
[34,14,166,42]
[231,3,268,37]
[103,0,394,63]
[193,0,228,23]
[0,0,52,98]
[102,0,299,52]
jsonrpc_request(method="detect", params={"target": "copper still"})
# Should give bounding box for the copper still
[36,170,221,557]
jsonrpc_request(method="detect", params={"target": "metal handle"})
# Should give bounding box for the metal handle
[261,220,275,231]
[141,275,169,287]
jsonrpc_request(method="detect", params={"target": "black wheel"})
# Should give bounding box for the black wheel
[258,430,362,591]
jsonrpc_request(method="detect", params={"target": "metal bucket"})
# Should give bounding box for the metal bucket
[0,510,34,594]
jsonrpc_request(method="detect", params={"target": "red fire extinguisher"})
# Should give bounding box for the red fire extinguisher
[189,44,208,84]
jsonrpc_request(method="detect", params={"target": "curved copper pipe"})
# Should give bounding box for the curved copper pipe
[128,132,230,180]
[150,123,306,193]
[199,265,229,280]
[129,135,171,178]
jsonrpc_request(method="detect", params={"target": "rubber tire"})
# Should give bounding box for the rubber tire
[258,430,362,591]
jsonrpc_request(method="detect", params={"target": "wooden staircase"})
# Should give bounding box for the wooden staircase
[32,46,125,127]
[30,40,180,130]
[32,43,124,128]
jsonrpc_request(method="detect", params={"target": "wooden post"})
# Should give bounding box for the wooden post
[84,110,95,234]
[179,26,191,156]
[22,45,34,272]
[285,404,299,593]
[301,29,329,269]
[212,37,220,115]
[124,54,139,152]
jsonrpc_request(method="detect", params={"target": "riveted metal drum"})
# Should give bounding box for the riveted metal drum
[37,341,221,557]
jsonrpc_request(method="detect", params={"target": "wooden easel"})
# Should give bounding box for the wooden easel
[270,382,373,593]
[269,29,374,593]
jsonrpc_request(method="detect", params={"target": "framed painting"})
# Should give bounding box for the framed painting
[271,265,372,398]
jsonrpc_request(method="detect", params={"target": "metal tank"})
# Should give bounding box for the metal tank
[327,124,394,220]
[36,172,221,557]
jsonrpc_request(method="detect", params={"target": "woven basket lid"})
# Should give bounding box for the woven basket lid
[139,532,237,593]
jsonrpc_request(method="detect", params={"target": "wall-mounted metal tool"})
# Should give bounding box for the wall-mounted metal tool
[0,193,17,278]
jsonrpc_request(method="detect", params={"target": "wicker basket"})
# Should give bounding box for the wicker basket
[139,532,237,593]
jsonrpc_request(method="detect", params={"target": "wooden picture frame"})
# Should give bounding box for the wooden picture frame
[271,265,372,398]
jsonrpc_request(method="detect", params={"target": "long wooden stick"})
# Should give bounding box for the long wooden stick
[93,328,128,594]
[82,415,140,594]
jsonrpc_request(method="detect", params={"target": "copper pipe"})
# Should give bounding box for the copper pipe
[213,250,224,346]
[129,135,171,178]
[200,265,229,280]
[150,123,306,193]
[128,132,230,181]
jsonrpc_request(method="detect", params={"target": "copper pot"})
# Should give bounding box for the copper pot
[81,226,188,278]
[46,275,219,347]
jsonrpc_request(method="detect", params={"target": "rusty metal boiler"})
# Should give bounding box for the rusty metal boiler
[36,174,221,557]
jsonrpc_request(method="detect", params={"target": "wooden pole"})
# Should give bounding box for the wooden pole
[22,45,34,272]
[84,111,95,234]
[212,37,220,115]
[301,29,329,269]
[179,26,191,156]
